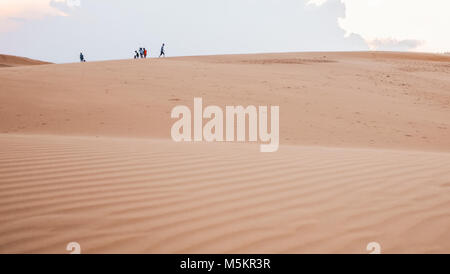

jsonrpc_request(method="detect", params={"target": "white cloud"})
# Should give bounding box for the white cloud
[368,38,424,52]
[317,0,450,52]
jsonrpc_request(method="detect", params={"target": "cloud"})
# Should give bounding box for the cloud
[315,0,450,52]
[368,39,424,52]
[50,0,81,14]
[0,0,72,32]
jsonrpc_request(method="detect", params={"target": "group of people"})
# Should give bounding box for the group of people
[134,47,148,59]
[134,43,166,59]
[79,43,166,63]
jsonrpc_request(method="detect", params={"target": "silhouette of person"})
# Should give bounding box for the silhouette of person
[159,43,165,57]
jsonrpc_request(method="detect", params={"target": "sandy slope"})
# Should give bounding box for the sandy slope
[0,54,51,68]
[1,51,449,151]
[0,52,449,253]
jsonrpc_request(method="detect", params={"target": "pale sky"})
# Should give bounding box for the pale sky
[0,0,448,63]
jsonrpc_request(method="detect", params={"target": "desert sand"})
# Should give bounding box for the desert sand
[0,52,449,253]
[0,54,51,68]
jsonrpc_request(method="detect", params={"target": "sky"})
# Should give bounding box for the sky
[0,0,449,63]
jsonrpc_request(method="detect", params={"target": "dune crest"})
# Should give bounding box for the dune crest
[0,54,51,68]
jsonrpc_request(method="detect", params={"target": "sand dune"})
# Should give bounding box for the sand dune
[1,51,449,151]
[0,54,51,68]
[1,134,449,254]
[0,51,449,253]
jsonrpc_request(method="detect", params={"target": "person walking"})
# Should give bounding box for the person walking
[80,52,85,62]
[144,48,147,58]
[134,50,139,59]
[159,43,165,57]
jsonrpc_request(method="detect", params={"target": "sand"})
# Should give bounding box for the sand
[0,51,449,253]
[0,54,51,68]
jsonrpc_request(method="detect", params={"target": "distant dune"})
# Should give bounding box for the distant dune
[0,54,51,68]
[0,51,449,253]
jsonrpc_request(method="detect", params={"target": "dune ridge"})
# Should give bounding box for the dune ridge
[0,54,51,68]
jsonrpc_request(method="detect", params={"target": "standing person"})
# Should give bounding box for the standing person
[144,48,147,58]
[139,48,143,58]
[80,52,85,62]
[159,43,165,57]
[134,50,139,59]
